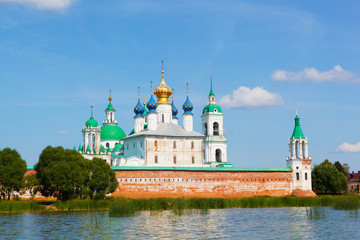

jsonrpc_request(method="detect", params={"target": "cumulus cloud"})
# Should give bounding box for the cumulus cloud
[336,142,360,153]
[0,0,77,11]
[218,86,284,109]
[272,65,360,83]
[56,130,68,135]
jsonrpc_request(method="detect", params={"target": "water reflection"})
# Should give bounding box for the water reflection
[1,208,360,239]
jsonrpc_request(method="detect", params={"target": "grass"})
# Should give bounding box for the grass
[3,195,360,216]
[0,200,46,213]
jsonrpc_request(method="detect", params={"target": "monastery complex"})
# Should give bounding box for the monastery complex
[75,68,316,198]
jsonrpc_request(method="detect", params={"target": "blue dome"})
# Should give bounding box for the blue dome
[182,96,193,114]
[147,94,157,113]
[172,100,178,119]
[134,99,144,117]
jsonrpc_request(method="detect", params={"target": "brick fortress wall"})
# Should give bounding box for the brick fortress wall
[112,170,293,198]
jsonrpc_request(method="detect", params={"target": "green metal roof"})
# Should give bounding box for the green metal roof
[111,166,292,172]
[101,124,126,140]
[291,115,305,139]
[86,116,98,127]
[202,103,222,114]
[27,165,34,170]
[106,101,115,111]
[113,142,123,151]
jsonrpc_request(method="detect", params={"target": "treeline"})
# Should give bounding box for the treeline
[0,146,118,201]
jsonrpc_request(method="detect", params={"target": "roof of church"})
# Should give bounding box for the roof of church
[123,123,204,139]
[291,115,305,139]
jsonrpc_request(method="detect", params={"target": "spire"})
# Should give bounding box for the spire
[209,74,215,96]
[291,114,305,139]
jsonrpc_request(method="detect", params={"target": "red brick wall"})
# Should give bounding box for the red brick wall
[113,170,293,198]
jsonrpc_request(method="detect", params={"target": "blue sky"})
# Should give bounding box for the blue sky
[1,0,360,171]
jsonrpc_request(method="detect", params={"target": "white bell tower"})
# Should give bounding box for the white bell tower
[201,76,228,166]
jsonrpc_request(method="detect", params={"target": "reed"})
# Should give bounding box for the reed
[54,199,110,211]
[306,207,327,220]
[0,200,46,213]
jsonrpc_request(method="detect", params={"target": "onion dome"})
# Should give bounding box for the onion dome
[154,70,172,105]
[182,96,193,114]
[134,99,144,117]
[147,94,157,113]
[291,115,305,139]
[172,100,178,119]
[86,107,98,127]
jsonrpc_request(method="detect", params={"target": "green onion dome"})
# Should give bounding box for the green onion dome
[202,103,222,114]
[85,107,99,127]
[100,124,126,140]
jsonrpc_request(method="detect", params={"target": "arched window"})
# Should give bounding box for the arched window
[155,156,158,163]
[106,143,109,148]
[296,172,300,181]
[162,114,164,122]
[141,141,143,148]
[204,123,208,135]
[155,140,158,147]
[110,112,113,122]
[305,172,308,180]
[216,149,222,162]
[213,122,219,136]
[173,141,176,149]
[192,156,195,164]
[191,141,194,149]
[173,156,177,164]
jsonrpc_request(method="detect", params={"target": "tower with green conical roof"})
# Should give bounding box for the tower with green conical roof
[201,75,229,166]
[286,113,314,195]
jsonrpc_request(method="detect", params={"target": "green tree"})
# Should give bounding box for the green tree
[312,159,348,194]
[35,146,90,201]
[23,173,39,200]
[88,158,118,199]
[0,148,27,200]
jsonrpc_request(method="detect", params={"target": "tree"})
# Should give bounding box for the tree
[88,158,118,199]
[0,148,27,200]
[35,146,90,201]
[35,146,118,201]
[23,173,39,200]
[312,159,348,194]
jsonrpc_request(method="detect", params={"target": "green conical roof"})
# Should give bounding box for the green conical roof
[100,145,105,152]
[86,145,90,152]
[209,75,215,96]
[291,115,305,139]
[78,144,82,152]
[106,101,115,111]
[73,145,76,151]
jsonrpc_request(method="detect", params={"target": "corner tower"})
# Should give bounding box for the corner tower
[286,114,315,196]
[201,76,228,166]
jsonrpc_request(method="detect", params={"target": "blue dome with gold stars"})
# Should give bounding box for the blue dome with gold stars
[147,94,157,113]
[172,100,178,119]
[182,96,193,114]
[134,99,144,117]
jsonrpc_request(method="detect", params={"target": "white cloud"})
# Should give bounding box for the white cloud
[272,65,360,83]
[0,0,77,11]
[337,142,360,153]
[218,86,284,109]
[56,130,68,135]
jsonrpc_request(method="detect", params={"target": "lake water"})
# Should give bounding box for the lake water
[0,207,359,239]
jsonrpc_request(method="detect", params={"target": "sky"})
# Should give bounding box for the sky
[1,0,360,171]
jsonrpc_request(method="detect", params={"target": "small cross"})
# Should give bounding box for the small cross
[138,86,140,99]
[186,83,189,95]
[150,81,153,92]
[109,89,111,97]
[161,60,164,71]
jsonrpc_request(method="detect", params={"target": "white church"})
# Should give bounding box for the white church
[78,69,229,168]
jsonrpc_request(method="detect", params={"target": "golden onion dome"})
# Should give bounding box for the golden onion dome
[154,70,172,104]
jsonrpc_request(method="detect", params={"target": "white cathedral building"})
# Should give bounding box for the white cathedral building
[78,69,230,168]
